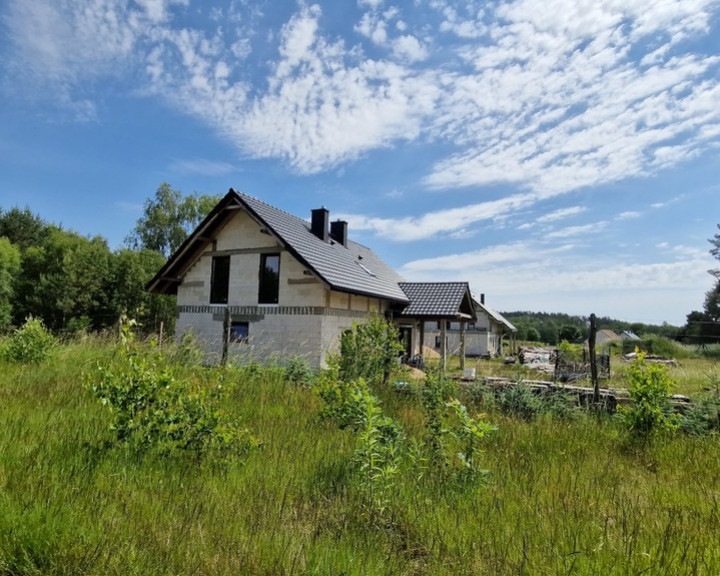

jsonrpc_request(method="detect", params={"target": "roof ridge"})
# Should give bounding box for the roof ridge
[400,281,468,285]
[235,189,311,228]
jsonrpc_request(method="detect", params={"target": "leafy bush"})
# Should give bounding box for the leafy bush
[338,315,404,386]
[2,316,55,363]
[679,398,720,435]
[284,356,314,387]
[316,358,358,426]
[557,339,582,362]
[88,324,259,460]
[620,350,679,441]
[419,372,495,481]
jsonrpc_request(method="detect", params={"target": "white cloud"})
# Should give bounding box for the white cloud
[235,7,439,173]
[536,206,587,223]
[617,211,642,220]
[339,191,537,240]
[546,222,607,238]
[5,0,720,191]
[392,34,428,63]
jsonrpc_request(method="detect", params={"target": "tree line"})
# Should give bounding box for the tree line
[500,311,680,345]
[0,184,217,335]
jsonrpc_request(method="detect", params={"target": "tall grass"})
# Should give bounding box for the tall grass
[2,339,720,574]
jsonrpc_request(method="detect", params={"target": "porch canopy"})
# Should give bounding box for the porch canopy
[392,282,477,371]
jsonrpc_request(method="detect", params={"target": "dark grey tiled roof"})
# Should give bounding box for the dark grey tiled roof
[238,192,409,303]
[397,282,474,318]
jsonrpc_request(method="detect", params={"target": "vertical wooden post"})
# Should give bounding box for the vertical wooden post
[589,313,599,404]
[440,320,447,373]
[419,321,425,364]
[159,321,164,352]
[459,321,466,370]
[221,306,230,366]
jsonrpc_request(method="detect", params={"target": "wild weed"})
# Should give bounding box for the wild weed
[445,398,496,480]
[620,350,679,442]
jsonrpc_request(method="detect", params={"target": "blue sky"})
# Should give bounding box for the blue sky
[2,0,720,325]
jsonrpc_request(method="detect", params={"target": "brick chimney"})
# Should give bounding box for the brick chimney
[311,208,329,242]
[330,220,348,247]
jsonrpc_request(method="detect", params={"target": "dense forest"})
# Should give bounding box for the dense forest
[0,184,217,336]
[1,184,718,345]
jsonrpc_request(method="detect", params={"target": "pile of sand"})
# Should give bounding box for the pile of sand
[422,346,440,359]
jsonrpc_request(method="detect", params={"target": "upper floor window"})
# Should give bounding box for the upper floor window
[258,253,280,304]
[210,255,230,304]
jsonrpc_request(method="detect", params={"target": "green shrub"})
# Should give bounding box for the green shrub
[620,350,679,441]
[338,315,404,386]
[88,325,259,461]
[2,316,55,364]
[679,397,720,435]
[284,356,314,387]
[316,358,358,426]
[557,339,582,362]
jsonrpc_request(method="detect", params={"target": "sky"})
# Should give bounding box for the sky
[1,0,720,326]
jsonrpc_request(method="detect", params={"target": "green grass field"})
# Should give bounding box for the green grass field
[2,338,720,575]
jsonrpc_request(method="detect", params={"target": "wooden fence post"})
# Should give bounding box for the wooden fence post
[589,313,599,404]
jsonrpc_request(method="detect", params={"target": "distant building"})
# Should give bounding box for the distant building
[422,293,516,357]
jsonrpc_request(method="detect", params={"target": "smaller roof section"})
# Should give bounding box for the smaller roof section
[471,292,517,332]
[396,282,476,320]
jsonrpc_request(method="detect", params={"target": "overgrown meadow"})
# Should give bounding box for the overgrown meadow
[2,322,720,575]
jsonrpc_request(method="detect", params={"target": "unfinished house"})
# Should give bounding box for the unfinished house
[146,189,410,367]
[147,189,481,368]
[422,293,516,358]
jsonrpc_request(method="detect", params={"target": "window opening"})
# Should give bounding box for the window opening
[210,255,230,304]
[230,322,249,343]
[259,253,280,304]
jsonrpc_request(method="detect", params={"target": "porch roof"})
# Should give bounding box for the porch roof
[395,282,477,321]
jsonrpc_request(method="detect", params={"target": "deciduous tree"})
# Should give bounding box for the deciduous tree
[126,183,219,258]
[0,238,20,331]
